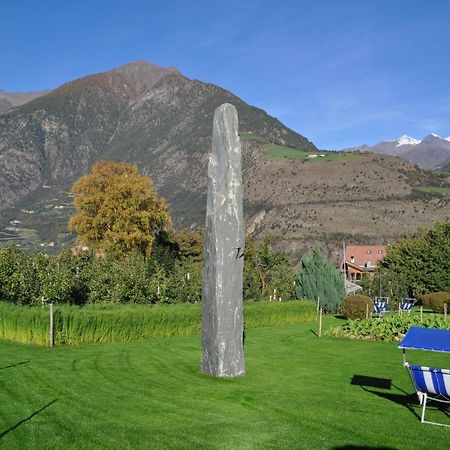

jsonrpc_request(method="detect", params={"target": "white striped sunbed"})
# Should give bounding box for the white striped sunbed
[406,363,450,427]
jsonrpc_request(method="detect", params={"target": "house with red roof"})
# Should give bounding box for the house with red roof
[342,244,386,282]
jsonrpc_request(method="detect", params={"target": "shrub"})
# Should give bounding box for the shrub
[420,293,431,308]
[340,294,374,319]
[421,292,450,313]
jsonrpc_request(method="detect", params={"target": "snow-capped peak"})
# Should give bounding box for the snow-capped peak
[396,135,421,146]
[445,136,450,142]
[430,133,442,139]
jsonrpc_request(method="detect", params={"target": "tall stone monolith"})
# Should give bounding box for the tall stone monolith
[201,103,245,378]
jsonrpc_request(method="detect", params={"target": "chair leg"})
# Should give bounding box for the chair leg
[417,392,423,405]
[421,394,427,423]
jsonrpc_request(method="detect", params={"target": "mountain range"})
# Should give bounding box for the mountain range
[342,134,450,170]
[0,61,449,258]
[0,89,49,114]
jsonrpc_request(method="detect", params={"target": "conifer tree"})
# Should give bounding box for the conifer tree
[295,247,345,312]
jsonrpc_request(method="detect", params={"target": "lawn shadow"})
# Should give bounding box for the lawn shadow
[351,375,391,390]
[0,360,30,370]
[351,374,422,421]
[0,399,57,439]
[362,388,420,420]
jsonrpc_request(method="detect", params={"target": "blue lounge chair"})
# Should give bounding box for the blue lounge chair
[399,327,450,427]
[399,298,416,314]
[405,364,450,427]
[373,297,389,317]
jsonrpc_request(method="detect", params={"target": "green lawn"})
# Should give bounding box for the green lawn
[262,143,310,160]
[0,317,448,449]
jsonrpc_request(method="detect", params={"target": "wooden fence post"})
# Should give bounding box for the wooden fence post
[318,308,323,338]
[420,305,423,323]
[365,303,369,319]
[49,302,54,348]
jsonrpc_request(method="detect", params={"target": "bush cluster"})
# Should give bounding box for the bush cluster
[421,292,450,313]
[339,294,374,319]
[0,234,296,306]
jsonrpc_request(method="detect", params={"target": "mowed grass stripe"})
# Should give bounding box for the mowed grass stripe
[0,319,448,449]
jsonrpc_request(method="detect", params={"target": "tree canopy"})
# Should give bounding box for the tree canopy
[243,237,294,301]
[69,161,172,256]
[295,247,345,312]
[380,221,450,296]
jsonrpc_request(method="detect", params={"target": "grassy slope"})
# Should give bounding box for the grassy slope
[416,186,450,198]
[262,143,366,162]
[0,317,448,449]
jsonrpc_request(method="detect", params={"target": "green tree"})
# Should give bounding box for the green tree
[35,254,76,305]
[69,161,172,256]
[295,247,345,312]
[86,252,154,304]
[360,269,408,304]
[165,229,204,304]
[0,245,38,304]
[244,237,294,301]
[380,221,450,296]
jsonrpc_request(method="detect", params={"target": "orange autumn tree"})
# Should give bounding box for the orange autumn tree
[69,161,172,256]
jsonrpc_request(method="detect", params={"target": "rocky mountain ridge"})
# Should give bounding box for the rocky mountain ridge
[342,133,450,170]
[0,89,50,113]
[0,61,449,258]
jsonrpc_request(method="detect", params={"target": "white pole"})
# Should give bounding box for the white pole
[316,297,320,321]
[318,308,323,337]
[49,302,54,348]
[420,305,423,323]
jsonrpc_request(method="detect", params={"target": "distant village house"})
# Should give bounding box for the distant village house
[342,244,386,282]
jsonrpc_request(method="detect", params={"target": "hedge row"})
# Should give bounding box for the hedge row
[0,300,316,346]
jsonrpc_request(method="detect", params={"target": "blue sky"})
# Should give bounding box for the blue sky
[1,0,449,149]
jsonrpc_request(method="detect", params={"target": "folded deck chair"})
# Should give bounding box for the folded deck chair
[405,363,450,427]
[399,298,416,314]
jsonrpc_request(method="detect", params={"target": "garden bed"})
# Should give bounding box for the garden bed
[327,312,450,342]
